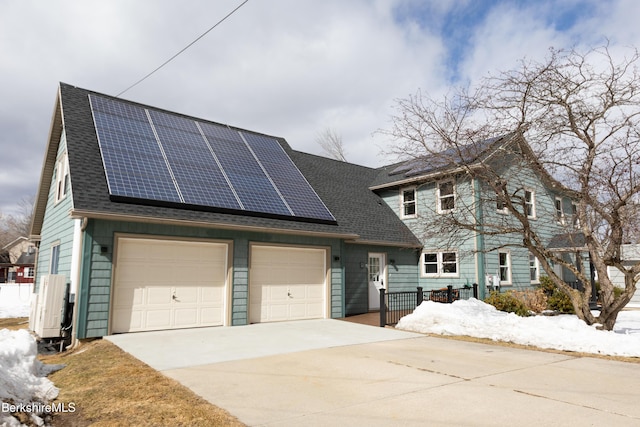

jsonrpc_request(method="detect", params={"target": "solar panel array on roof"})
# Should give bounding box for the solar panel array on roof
[389,136,505,178]
[89,94,336,224]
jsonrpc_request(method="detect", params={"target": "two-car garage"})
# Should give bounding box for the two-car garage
[110,236,329,334]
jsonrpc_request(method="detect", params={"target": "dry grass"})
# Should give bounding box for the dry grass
[0,316,30,331]
[2,318,244,426]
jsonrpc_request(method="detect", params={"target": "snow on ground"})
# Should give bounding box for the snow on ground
[0,284,32,318]
[397,298,640,357]
[0,284,61,426]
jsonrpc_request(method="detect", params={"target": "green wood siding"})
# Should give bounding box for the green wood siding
[380,159,584,296]
[343,244,419,315]
[77,219,345,338]
[35,132,75,292]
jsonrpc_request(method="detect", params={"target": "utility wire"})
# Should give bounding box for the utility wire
[116,0,249,97]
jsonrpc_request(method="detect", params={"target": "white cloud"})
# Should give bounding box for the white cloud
[1,0,639,215]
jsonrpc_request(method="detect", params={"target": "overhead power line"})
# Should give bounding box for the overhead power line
[116,0,249,97]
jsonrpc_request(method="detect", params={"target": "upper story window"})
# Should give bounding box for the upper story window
[400,187,417,219]
[524,190,536,218]
[498,251,512,285]
[529,253,540,284]
[571,203,580,228]
[421,251,459,278]
[437,179,455,213]
[55,153,69,203]
[555,197,565,224]
[495,180,508,214]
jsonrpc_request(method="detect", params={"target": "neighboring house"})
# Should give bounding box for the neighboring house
[0,237,36,284]
[608,244,640,307]
[370,133,584,298]
[30,83,421,339]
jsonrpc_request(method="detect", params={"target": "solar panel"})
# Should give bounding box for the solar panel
[242,132,335,221]
[89,94,336,224]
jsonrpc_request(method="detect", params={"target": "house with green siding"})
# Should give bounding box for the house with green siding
[370,133,586,299]
[31,83,583,343]
[30,83,421,340]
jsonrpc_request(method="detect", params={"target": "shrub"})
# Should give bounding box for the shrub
[538,276,575,314]
[511,289,548,313]
[484,291,530,317]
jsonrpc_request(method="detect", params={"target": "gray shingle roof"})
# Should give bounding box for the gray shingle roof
[369,133,515,189]
[54,83,420,247]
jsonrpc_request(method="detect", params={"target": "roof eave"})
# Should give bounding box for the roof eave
[344,238,422,249]
[69,209,360,240]
[369,164,481,190]
[31,86,64,237]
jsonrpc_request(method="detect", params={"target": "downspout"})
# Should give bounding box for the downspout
[75,219,94,341]
[67,217,87,349]
[340,240,346,318]
[473,178,486,299]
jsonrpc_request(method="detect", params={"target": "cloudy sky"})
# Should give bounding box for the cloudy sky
[0,0,638,217]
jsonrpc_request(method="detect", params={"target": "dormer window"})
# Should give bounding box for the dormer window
[400,187,417,219]
[437,179,455,213]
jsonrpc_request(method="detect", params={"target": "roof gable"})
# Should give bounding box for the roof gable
[32,83,421,247]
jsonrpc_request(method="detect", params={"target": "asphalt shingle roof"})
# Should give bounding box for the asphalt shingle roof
[55,83,420,247]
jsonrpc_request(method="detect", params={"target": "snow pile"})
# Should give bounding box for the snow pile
[0,329,60,427]
[396,298,640,357]
[0,284,32,318]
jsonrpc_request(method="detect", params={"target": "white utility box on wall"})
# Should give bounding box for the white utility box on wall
[31,274,67,338]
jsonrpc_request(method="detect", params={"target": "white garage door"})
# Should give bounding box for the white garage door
[250,245,327,323]
[112,237,229,333]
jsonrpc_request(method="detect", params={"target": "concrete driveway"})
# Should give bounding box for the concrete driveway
[106,319,640,426]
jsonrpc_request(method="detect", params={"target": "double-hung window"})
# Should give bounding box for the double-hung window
[524,190,535,218]
[400,187,417,218]
[529,253,540,283]
[498,251,512,285]
[571,203,580,228]
[421,251,458,277]
[437,180,455,213]
[555,197,565,224]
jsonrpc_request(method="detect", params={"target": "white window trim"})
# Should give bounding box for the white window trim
[555,197,565,224]
[525,189,536,219]
[571,202,580,228]
[529,253,540,284]
[420,250,459,278]
[400,186,417,219]
[54,153,69,204]
[50,242,61,275]
[436,179,456,214]
[498,250,512,285]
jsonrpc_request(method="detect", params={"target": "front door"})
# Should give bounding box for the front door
[368,253,386,311]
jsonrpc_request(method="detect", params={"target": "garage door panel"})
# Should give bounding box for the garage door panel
[112,238,228,333]
[250,246,327,323]
[200,307,224,324]
[146,287,172,305]
[173,308,197,327]
[145,310,172,328]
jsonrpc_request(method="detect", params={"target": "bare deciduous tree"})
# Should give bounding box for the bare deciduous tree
[382,44,640,330]
[315,127,348,162]
[0,197,35,247]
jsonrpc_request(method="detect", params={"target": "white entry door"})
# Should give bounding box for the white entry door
[368,253,386,311]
